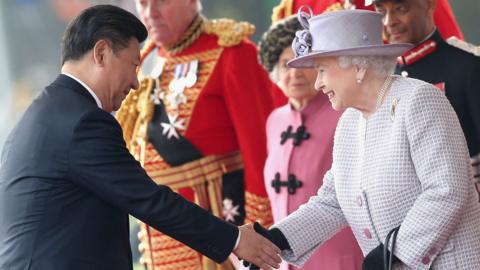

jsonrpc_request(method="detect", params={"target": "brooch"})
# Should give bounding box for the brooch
[390,98,400,122]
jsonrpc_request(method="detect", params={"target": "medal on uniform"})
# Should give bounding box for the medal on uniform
[167,89,187,109]
[176,63,189,91]
[150,86,164,105]
[185,60,198,88]
[169,64,184,92]
[160,112,186,140]
[150,77,165,105]
[149,58,167,104]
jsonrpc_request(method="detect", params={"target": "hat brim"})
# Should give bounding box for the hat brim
[287,43,413,68]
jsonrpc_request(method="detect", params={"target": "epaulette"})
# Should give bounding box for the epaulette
[203,18,255,47]
[271,0,293,23]
[325,2,344,12]
[271,0,343,23]
[446,37,480,57]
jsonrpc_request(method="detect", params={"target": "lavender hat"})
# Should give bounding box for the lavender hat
[287,7,413,68]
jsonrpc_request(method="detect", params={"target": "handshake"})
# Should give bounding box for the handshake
[233,222,290,270]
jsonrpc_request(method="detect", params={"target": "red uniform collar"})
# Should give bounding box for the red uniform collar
[397,31,440,65]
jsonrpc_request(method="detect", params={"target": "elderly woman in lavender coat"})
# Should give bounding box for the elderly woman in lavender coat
[250,7,480,270]
[257,15,363,270]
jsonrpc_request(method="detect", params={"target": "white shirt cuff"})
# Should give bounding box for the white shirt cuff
[234,228,241,250]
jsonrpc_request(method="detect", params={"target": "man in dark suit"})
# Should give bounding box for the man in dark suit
[0,5,281,270]
[373,0,480,184]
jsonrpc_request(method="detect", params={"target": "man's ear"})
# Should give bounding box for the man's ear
[92,39,110,66]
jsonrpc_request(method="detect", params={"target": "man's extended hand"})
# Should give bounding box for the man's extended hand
[243,222,291,269]
[233,223,281,269]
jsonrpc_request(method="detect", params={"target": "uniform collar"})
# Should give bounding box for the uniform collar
[164,14,204,55]
[397,29,442,65]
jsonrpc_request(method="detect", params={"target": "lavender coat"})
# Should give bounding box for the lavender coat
[264,93,363,270]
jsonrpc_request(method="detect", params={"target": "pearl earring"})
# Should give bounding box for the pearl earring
[356,78,362,84]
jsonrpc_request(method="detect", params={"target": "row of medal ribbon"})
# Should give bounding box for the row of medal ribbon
[168,60,199,92]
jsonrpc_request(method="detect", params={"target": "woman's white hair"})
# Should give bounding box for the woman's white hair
[271,55,396,82]
[338,55,397,77]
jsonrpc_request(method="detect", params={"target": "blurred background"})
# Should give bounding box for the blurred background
[0,0,478,268]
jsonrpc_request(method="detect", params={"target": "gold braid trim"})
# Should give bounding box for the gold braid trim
[115,90,137,145]
[325,2,344,12]
[166,15,205,55]
[116,38,158,150]
[120,47,224,169]
[139,222,233,270]
[203,18,255,47]
[271,0,344,23]
[163,14,256,54]
[133,78,156,165]
[146,48,223,141]
[116,77,155,168]
[271,0,294,23]
[244,191,273,227]
[161,47,223,65]
[447,37,480,56]
[142,246,199,262]
[116,77,153,148]
[141,256,201,270]
[143,14,255,55]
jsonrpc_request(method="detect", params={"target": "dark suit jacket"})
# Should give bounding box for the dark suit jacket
[396,30,480,157]
[0,75,238,270]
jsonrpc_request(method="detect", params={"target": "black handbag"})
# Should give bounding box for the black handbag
[384,226,400,270]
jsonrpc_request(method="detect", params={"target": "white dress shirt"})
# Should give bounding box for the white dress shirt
[62,72,103,109]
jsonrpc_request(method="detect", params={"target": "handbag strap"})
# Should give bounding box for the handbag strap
[384,226,400,270]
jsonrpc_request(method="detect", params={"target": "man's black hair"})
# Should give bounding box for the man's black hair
[61,5,147,64]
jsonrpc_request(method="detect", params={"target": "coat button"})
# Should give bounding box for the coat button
[421,256,430,265]
[363,229,372,239]
[356,195,363,207]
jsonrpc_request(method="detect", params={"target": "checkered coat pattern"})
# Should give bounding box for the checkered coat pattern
[274,76,480,269]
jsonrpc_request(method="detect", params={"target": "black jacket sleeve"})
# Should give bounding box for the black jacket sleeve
[68,110,238,263]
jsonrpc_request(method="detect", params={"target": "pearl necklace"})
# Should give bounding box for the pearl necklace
[375,75,395,112]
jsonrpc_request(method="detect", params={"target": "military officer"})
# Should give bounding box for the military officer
[116,0,275,269]
[373,0,480,185]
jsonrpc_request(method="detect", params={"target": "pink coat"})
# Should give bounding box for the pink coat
[264,93,363,270]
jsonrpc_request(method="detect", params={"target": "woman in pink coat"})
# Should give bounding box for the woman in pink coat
[257,15,364,270]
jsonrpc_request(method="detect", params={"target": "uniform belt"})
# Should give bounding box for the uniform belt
[144,151,242,270]
[149,151,243,189]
